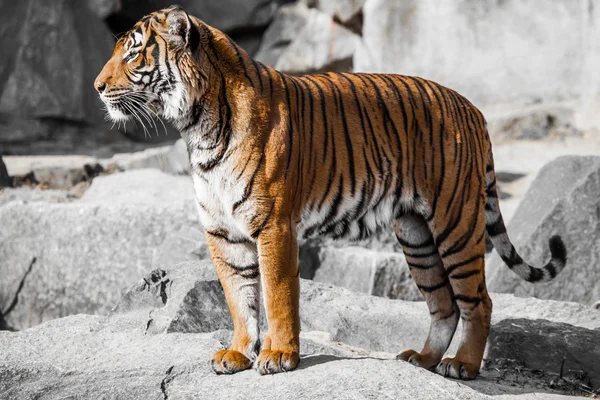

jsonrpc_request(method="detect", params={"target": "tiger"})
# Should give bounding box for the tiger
[95,6,567,380]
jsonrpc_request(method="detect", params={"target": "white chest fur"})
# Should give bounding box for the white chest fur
[191,161,253,241]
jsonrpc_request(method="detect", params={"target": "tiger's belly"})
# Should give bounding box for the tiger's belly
[297,195,398,241]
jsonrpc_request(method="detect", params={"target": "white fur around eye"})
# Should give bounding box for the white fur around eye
[126,52,140,63]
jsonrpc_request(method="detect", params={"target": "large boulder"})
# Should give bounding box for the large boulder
[487,156,600,305]
[300,245,421,300]
[488,319,600,390]
[255,3,359,74]
[0,0,115,142]
[0,169,204,331]
[354,0,600,128]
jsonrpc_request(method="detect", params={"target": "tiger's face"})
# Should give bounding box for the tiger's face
[94,7,197,125]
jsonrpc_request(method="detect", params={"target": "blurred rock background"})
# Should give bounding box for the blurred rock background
[2,1,600,396]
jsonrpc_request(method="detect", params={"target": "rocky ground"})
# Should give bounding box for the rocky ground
[1,260,599,399]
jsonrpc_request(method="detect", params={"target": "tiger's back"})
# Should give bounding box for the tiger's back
[95,6,567,380]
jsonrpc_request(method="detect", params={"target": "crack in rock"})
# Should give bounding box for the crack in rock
[3,257,37,317]
[160,365,175,400]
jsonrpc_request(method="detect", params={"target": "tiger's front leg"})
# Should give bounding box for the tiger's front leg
[206,233,261,374]
[255,216,300,375]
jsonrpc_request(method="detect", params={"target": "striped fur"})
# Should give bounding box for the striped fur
[95,6,567,380]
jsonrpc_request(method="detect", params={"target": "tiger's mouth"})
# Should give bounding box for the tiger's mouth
[100,90,166,135]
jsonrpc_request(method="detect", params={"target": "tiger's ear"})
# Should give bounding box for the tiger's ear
[165,7,192,48]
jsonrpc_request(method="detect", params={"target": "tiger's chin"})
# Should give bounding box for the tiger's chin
[105,106,131,123]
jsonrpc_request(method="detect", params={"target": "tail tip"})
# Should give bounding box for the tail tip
[548,235,567,264]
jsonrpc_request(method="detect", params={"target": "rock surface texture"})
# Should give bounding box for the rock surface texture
[0,0,116,150]
[0,169,202,331]
[1,260,598,399]
[487,156,600,305]
[353,0,600,129]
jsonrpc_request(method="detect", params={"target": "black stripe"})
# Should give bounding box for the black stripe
[445,254,484,275]
[250,202,275,239]
[453,294,481,306]
[205,229,250,244]
[232,152,265,213]
[450,269,480,280]
[277,72,294,179]
[225,35,253,87]
[403,248,439,259]
[418,280,448,293]
[331,79,356,196]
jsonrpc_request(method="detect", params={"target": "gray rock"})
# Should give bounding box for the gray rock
[255,3,312,68]
[119,0,287,36]
[487,107,580,142]
[487,156,600,305]
[488,319,600,390]
[301,245,421,300]
[256,3,359,74]
[0,169,204,331]
[104,138,190,175]
[0,187,76,206]
[0,312,495,400]
[3,138,189,191]
[85,0,121,18]
[0,0,113,126]
[304,0,365,22]
[1,260,597,398]
[0,156,10,188]
[114,261,600,356]
[353,0,600,128]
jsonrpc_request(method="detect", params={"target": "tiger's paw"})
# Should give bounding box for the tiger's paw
[210,349,253,375]
[396,349,440,370]
[255,350,300,375]
[435,357,479,380]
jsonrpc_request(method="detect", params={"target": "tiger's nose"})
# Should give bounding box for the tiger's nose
[95,81,107,94]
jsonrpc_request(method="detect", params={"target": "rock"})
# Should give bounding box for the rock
[487,156,600,305]
[0,156,10,188]
[119,0,287,36]
[487,107,581,143]
[300,245,421,300]
[0,169,204,331]
[353,0,600,128]
[0,0,114,129]
[1,260,596,398]
[488,319,600,390]
[304,0,365,23]
[256,3,359,74]
[0,312,497,400]
[3,138,189,190]
[115,261,600,356]
[0,187,76,206]
[255,3,311,68]
[105,138,190,175]
[85,0,121,19]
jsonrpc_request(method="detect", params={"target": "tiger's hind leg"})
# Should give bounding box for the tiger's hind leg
[433,203,492,380]
[394,214,459,370]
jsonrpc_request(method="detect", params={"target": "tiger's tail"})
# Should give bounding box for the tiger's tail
[484,149,567,283]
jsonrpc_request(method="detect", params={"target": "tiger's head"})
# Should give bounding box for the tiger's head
[94,6,201,126]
